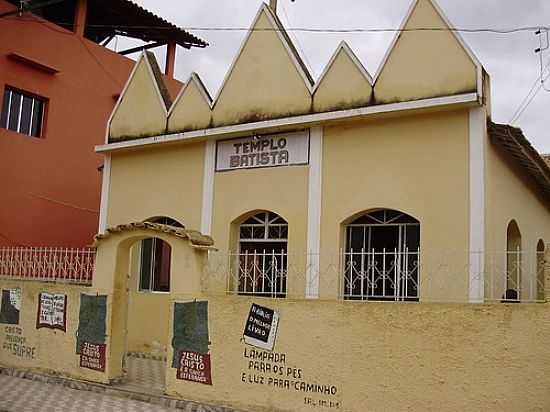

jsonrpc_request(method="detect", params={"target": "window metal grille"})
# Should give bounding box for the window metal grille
[236,211,288,298]
[343,210,420,301]
[1,88,45,138]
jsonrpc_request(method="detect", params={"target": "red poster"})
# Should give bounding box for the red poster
[177,351,212,385]
[79,341,106,372]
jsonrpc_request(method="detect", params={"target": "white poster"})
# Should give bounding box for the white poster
[216,130,309,172]
[37,292,66,331]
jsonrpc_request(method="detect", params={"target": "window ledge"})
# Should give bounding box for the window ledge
[8,52,60,75]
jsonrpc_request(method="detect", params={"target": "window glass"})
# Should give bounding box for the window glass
[139,239,153,291]
[1,87,45,138]
[344,209,420,302]
[139,237,171,293]
[8,92,21,131]
[237,211,288,298]
[19,96,33,135]
[1,90,10,128]
[31,99,43,138]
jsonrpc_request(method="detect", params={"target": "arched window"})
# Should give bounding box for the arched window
[537,239,545,301]
[343,209,420,301]
[138,217,182,293]
[236,211,288,298]
[505,220,522,301]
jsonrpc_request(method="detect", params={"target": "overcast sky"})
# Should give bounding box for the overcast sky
[116,0,550,152]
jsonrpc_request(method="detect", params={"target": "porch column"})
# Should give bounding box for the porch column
[165,41,176,78]
[468,107,486,303]
[73,0,87,37]
[306,126,323,298]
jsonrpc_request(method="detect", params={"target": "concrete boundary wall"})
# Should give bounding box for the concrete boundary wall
[0,280,109,383]
[164,295,550,412]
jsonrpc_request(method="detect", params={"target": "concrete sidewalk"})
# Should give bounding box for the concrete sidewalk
[0,374,177,412]
[0,371,240,412]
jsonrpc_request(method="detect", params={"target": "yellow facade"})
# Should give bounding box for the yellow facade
[374,0,478,103]
[109,54,168,141]
[107,142,204,229]
[321,109,470,301]
[313,43,373,112]
[4,1,550,411]
[168,74,212,133]
[485,141,550,300]
[211,6,312,127]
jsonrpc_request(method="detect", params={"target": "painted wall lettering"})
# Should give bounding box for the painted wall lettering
[37,292,67,331]
[79,341,106,372]
[177,350,212,385]
[241,347,340,409]
[2,326,36,359]
[216,131,309,171]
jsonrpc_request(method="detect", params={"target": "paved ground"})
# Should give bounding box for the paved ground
[0,374,178,412]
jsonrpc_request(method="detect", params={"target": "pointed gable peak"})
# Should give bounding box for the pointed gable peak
[212,2,313,105]
[374,0,481,83]
[211,2,313,126]
[315,41,373,93]
[108,51,169,141]
[169,72,212,116]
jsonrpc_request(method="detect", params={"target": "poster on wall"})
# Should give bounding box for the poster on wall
[36,293,67,331]
[177,350,212,385]
[173,301,212,385]
[79,341,106,372]
[243,303,279,351]
[76,294,107,355]
[0,288,21,325]
[215,130,310,171]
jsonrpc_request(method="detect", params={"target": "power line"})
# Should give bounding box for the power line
[510,69,550,124]
[509,57,550,123]
[3,15,549,34]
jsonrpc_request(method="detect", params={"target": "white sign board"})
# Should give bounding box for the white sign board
[215,130,309,172]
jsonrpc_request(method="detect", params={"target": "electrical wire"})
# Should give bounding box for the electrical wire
[3,15,549,34]
[509,57,550,124]
[510,70,550,125]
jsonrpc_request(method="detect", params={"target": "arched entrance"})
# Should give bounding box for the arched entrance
[90,221,213,391]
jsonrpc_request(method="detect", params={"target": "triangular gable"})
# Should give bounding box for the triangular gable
[109,52,168,142]
[374,0,482,104]
[168,73,212,133]
[313,41,373,112]
[211,3,313,127]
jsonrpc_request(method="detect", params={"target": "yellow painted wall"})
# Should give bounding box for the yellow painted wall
[107,142,205,230]
[208,165,309,297]
[374,0,477,104]
[485,141,550,301]
[165,294,550,412]
[168,76,212,134]
[109,56,167,141]
[211,8,312,127]
[0,280,110,383]
[313,45,372,112]
[321,109,470,301]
